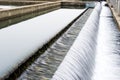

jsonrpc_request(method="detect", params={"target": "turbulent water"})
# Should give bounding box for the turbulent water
[92,2,120,80]
[0,9,85,79]
[52,2,101,80]
[52,1,120,80]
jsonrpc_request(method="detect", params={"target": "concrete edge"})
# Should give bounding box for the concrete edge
[0,1,61,21]
[3,8,89,80]
[109,5,120,30]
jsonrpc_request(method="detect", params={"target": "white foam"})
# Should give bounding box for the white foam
[52,3,101,80]
[92,4,120,80]
[52,2,120,80]
[0,8,85,79]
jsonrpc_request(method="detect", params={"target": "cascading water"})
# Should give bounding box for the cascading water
[0,9,86,79]
[52,1,120,80]
[52,2,101,80]
[92,2,120,80]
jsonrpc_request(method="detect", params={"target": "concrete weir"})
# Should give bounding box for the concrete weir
[0,1,93,80]
[52,3,101,80]
[0,7,88,80]
[0,1,119,80]
[52,2,120,80]
[17,8,93,80]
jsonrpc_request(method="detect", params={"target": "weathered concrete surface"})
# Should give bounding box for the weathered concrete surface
[0,1,46,6]
[0,1,61,21]
[0,0,49,6]
[111,8,120,30]
[0,0,60,2]
[0,6,59,29]
[17,8,93,80]
[61,1,86,9]
[62,1,97,4]
[61,1,96,9]
[0,1,96,21]
[110,6,120,30]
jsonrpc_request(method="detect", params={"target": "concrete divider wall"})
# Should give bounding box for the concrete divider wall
[61,1,86,9]
[0,1,61,20]
[0,1,46,5]
[109,0,120,15]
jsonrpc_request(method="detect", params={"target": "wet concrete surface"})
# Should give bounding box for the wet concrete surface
[17,8,93,80]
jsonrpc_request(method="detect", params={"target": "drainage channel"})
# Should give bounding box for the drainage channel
[6,8,93,80]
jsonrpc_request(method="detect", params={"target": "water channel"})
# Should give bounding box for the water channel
[0,3,94,80]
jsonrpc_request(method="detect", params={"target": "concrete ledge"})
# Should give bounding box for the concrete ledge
[0,8,86,80]
[0,1,46,6]
[0,1,96,21]
[61,1,86,9]
[110,7,120,30]
[0,1,61,21]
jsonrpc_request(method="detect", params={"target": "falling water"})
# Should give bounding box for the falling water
[92,2,120,80]
[0,9,85,79]
[52,2,101,80]
[52,1,120,80]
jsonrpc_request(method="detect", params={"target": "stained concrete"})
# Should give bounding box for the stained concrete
[111,7,120,30]
[0,1,61,20]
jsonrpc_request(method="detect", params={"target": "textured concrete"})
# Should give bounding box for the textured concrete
[17,8,93,80]
[61,1,86,9]
[0,1,47,5]
[0,1,95,21]
[111,7,120,30]
[0,1,61,20]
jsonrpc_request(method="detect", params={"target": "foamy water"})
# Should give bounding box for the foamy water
[52,2,101,80]
[0,8,85,79]
[52,2,120,80]
[92,3,120,80]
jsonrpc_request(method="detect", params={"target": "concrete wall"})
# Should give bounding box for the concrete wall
[0,1,61,20]
[61,1,86,8]
[0,1,48,6]
[61,1,96,9]
[0,1,94,21]
[109,0,120,16]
